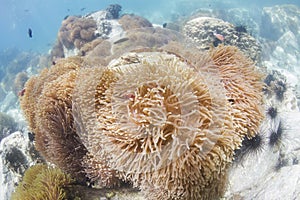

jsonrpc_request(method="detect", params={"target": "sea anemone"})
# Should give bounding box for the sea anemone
[11,164,73,200]
[20,56,83,132]
[72,67,121,188]
[70,40,265,199]
[20,30,265,199]
[208,45,265,139]
[82,152,121,188]
[20,57,88,182]
[75,48,252,199]
[35,70,88,181]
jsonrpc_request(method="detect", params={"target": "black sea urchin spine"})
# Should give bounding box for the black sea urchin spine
[234,134,264,162]
[269,120,284,147]
[266,106,278,119]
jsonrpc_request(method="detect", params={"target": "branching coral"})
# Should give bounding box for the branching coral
[11,164,73,200]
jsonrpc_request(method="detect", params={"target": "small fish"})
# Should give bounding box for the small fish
[18,88,26,97]
[80,7,86,11]
[123,93,135,100]
[28,28,32,38]
[213,31,224,42]
[113,37,129,44]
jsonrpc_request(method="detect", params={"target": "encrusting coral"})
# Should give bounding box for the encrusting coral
[20,29,264,199]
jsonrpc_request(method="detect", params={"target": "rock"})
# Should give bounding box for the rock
[0,131,42,200]
[0,112,17,141]
[105,4,122,19]
[219,8,260,37]
[226,112,300,199]
[260,5,300,108]
[0,91,17,113]
[260,5,300,41]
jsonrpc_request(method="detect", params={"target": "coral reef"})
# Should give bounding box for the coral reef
[183,17,261,63]
[260,5,300,109]
[20,34,264,199]
[5,4,300,200]
[0,50,41,96]
[111,27,183,56]
[51,6,153,60]
[218,8,260,37]
[50,40,65,60]
[82,39,113,66]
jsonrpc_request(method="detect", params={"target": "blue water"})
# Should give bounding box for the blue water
[1,0,300,53]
